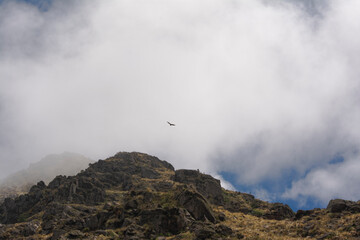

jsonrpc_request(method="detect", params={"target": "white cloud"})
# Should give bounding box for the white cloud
[253,188,275,202]
[212,173,236,191]
[283,156,360,205]
[0,0,360,205]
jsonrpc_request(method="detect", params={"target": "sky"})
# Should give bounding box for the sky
[0,0,360,210]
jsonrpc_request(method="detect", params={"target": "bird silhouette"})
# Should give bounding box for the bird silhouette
[167,121,175,126]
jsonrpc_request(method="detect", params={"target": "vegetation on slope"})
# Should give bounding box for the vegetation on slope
[0,152,359,239]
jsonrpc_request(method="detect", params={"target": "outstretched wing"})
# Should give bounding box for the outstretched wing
[167,121,175,126]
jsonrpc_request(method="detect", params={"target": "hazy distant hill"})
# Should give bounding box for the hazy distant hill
[0,152,93,202]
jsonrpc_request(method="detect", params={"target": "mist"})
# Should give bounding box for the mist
[1,0,360,207]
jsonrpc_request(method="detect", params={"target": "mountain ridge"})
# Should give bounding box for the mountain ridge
[0,151,360,239]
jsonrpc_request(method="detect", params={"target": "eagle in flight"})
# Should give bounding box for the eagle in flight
[167,121,175,126]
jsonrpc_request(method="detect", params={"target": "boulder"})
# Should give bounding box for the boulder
[177,190,215,223]
[174,169,224,205]
[191,222,216,240]
[139,208,191,235]
[264,203,294,220]
[327,199,360,213]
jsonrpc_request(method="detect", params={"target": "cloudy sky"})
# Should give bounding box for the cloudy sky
[1,0,360,210]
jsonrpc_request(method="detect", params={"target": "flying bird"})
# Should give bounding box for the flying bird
[167,121,175,126]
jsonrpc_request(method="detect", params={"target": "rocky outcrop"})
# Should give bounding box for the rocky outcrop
[263,203,295,220]
[327,199,360,213]
[174,169,224,205]
[177,190,216,223]
[0,220,40,239]
[139,208,191,235]
[1,151,360,239]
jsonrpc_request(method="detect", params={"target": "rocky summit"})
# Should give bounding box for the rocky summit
[1,152,360,239]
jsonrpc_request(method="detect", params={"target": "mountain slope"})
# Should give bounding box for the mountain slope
[0,152,93,203]
[0,152,359,239]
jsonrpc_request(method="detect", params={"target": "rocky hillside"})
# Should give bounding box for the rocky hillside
[0,152,93,203]
[0,152,360,239]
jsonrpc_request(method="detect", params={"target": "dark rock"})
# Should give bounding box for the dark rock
[125,199,138,210]
[217,212,226,221]
[140,167,160,179]
[113,152,174,171]
[1,193,41,224]
[48,175,68,189]
[139,208,191,235]
[225,200,250,213]
[29,181,46,193]
[21,221,40,236]
[66,230,85,239]
[295,209,315,220]
[123,224,145,239]
[154,181,174,192]
[42,220,56,232]
[264,203,295,220]
[41,203,86,232]
[177,190,215,223]
[192,222,216,240]
[174,169,224,205]
[215,224,233,236]
[84,215,98,230]
[51,229,67,240]
[236,232,245,239]
[327,199,360,213]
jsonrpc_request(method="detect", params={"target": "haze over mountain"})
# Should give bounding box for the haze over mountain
[0,152,93,202]
[1,0,360,211]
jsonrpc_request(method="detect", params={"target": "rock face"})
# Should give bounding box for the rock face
[1,151,360,239]
[174,169,224,205]
[327,199,360,213]
[264,203,295,220]
[177,190,215,223]
[139,208,191,235]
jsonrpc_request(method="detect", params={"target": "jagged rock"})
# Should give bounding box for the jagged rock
[139,208,191,235]
[123,224,146,239]
[0,221,40,239]
[140,167,160,179]
[192,222,216,240]
[29,181,46,192]
[50,229,67,240]
[153,181,173,192]
[20,221,40,236]
[174,169,224,205]
[264,203,295,220]
[48,176,68,189]
[1,193,41,224]
[2,151,360,240]
[177,190,215,223]
[327,199,360,213]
